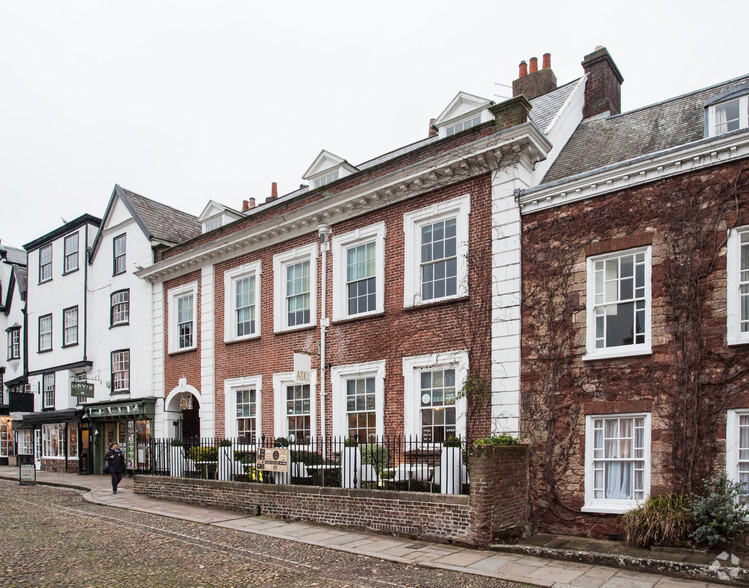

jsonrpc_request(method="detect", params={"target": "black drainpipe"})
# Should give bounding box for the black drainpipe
[83,224,88,362]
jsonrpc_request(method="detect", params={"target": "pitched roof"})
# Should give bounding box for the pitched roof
[543,74,749,183]
[117,186,201,244]
[15,265,27,299]
[528,78,581,134]
[0,243,27,266]
[23,214,102,252]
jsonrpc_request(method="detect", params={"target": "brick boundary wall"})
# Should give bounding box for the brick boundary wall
[135,445,529,546]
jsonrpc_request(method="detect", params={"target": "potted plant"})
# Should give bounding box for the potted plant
[272,437,290,484]
[169,438,184,478]
[217,439,233,481]
[440,436,463,495]
[341,437,362,489]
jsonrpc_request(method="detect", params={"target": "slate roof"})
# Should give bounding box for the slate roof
[528,78,581,134]
[0,244,27,266]
[14,266,27,300]
[543,74,749,183]
[117,186,201,244]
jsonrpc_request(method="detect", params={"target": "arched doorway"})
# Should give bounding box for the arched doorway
[181,398,200,440]
[165,380,202,440]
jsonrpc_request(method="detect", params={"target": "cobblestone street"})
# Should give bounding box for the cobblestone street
[0,480,529,587]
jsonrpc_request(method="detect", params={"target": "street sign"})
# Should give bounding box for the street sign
[18,454,36,485]
[256,448,290,473]
[71,381,95,398]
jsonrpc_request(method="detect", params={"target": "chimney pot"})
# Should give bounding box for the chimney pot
[271,182,278,198]
[242,199,250,212]
[529,57,538,73]
[542,53,551,70]
[518,61,527,78]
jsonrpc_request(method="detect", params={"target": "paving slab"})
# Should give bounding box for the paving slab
[433,550,493,567]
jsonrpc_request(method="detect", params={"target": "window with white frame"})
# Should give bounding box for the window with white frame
[63,306,78,346]
[224,261,261,343]
[224,375,262,442]
[42,423,62,457]
[7,328,20,360]
[39,244,52,283]
[726,409,749,490]
[273,371,316,443]
[707,95,748,137]
[403,194,470,307]
[445,114,482,137]
[113,234,126,275]
[586,247,651,359]
[273,245,317,332]
[17,429,33,455]
[583,413,651,513]
[203,217,222,232]
[111,289,129,326]
[0,417,14,458]
[402,351,468,440]
[727,226,749,345]
[63,232,79,273]
[111,350,130,393]
[331,360,386,440]
[314,170,339,189]
[168,282,198,353]
[332,223,385,321]
[39,314,52,352]
[43,373,55,409]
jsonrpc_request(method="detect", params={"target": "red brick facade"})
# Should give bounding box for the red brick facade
[521,161,749,536]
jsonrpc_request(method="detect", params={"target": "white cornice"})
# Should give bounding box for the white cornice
[518,131,749,214]
[136,124,552,283]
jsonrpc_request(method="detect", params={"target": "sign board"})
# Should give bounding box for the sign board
[19,463,36,485]
[256,447,290,473]
[71,381,95,398]
[86,403,143,417]
[126,421,135,469]
[293,352,311,385]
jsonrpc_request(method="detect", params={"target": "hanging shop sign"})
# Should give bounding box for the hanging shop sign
[293,352,311,385]
[257,447,290,473]
[71,381,95,398]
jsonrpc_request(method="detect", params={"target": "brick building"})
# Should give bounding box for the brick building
[518,58,749,536]
[136,52,594,445]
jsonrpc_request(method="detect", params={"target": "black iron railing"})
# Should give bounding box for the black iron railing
[141,435,469,495]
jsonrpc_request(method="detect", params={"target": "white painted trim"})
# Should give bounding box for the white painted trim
[519,132,749,214]
[583,412,651,514]
[167,281,198,354]
[585,247,652,360]
[223,260,262,343]
[272,370,318,441]
[223,375,262,440]
[330,360,386,438]
[403,194,470,308]
[331,222,386,322]
[727,226,749,346]
[273,244,318,333]
[402,351,468,438]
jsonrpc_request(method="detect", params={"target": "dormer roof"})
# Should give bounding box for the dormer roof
[302,150,359,184]
[198,200,243,224]
[432,91,495,128]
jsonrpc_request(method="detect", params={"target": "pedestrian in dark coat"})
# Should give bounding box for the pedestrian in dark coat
[104,442,126,494]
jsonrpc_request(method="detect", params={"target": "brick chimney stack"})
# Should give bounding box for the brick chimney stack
[266,182,278,204]
[428,118,438,137]
[512,52,557,101]
[241,198,256,212]
[581,46,623,119]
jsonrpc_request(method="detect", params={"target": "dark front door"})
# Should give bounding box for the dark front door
[78,425,93,474]
[182,401,200,440]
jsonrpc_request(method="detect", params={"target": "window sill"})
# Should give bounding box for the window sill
[61,342,79,349]
[332,311,385,326]
[113,270,126,277]
[403,295,469,312]
[727,335,749,347]
[7,356,21,362]
[38,279,53,285]
[42,407,55,412]
[168,346,198,356]
[225,333,261,345]
[38,348,53,354]
[274,324,317,335]
[62,268,79,276]
[110,391,130,396]
[581,502,643,515]
[583,347,652,362]
[109,322,130,329]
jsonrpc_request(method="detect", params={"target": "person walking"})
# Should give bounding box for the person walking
[104,442,126,494]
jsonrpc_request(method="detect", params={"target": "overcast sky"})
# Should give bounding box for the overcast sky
[1,1,748,249]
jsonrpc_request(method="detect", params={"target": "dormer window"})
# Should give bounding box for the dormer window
[315,170,339,189]
[204,217,222,232]
[445,115,482,137]
[198,200,243,234]
[705,85,749,138]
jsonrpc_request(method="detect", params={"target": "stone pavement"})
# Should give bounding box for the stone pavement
[0,466,730,587]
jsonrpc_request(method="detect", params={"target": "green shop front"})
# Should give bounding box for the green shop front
[84,398,157,474]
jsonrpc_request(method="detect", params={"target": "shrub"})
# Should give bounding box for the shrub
[344,437,359,448]
[690,472,749,548]
[291,450,323,465]
[217,439,232,447]
[443,436,462,447]
[170,438,183,446]
[361,443,389,476]
[473,433,520,446]
[274,437,289,448]
[622,493,693,548]
[186,446,218,462]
